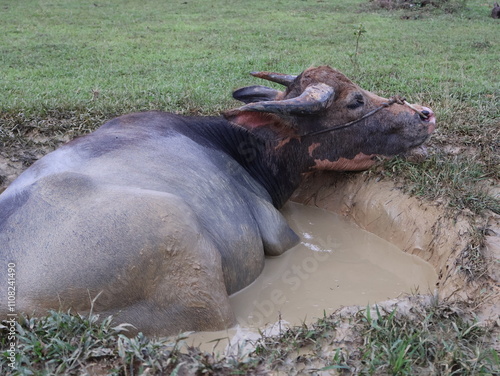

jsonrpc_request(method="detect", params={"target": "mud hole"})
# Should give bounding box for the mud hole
[186,171,499,367]
[291,172,500,343]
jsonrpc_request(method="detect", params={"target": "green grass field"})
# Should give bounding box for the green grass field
[0,0,499,374]
[1,0,497,115]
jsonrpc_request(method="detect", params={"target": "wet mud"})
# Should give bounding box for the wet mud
[188,201,437,352]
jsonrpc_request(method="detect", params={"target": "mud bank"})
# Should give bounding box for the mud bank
[291,171,500,325]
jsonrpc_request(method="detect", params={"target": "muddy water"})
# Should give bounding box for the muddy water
[188,202,437,351]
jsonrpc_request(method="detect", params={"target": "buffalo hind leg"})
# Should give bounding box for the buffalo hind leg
[90,193,236,337]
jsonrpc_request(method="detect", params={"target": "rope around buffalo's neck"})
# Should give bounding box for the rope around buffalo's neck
[300,95,428,139]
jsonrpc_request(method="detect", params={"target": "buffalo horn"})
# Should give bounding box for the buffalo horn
[251,71,297,87]
[236,83,335,116]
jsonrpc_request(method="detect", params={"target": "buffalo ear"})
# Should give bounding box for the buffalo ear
[224,109,297,138]
[225,82,335,137]
[232,85,282,104]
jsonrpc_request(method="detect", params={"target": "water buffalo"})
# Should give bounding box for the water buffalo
[0,66,435,336]
[492,2,500,18]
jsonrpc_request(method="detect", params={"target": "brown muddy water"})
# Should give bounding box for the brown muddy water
[188,202,438,352]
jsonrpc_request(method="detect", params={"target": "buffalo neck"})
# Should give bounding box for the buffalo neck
[185,116,305,208]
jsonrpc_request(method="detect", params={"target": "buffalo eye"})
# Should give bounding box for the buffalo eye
[346,93,365,109]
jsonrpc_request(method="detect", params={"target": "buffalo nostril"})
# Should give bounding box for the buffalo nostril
[420,110,431,120]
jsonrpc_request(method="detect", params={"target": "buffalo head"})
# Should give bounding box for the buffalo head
[225,65,435,171]
[493,2,500,18]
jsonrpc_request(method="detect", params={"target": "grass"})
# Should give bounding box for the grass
[356,304,495,375]
[383,152,500,215]
[1,301,497,375]
[253,301,499,375]
[0,0,497,116]
[0,310,265,375]
[0,0,499,374]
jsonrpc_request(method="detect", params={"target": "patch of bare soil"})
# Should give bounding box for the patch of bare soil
[0,118,75,193]
[0,112,108,193]
[366,0,465,11]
